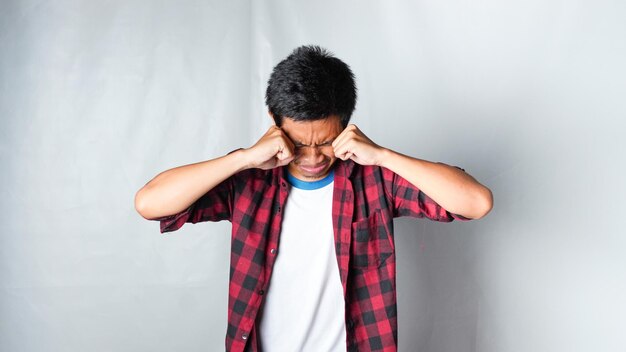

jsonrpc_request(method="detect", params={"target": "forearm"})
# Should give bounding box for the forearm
[134,149,250,220]
[379,149,493,219]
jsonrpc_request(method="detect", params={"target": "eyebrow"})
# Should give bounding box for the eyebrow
[294,139,335,147]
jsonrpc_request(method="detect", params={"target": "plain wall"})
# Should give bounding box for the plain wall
[1,0,625,351]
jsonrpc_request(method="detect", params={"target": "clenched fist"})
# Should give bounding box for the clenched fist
[244,126,296,170]
[332,124,386,166]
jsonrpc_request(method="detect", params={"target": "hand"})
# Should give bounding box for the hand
[244,126,295,170]
[332,124,386,166]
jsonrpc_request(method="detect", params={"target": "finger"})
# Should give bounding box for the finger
[275,140,295,166]
[332,132,349,155]
[334,144,348,160]
[283,136,296,156]
[335,147,353,161]
[276,144,293,161]
[334,125,362,152]
[334,138,356,160]
[276,154,295,167]
[331,127,351,149]
[276,128,296,154]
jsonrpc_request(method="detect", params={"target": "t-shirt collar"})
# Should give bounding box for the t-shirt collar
[287,169,334,190]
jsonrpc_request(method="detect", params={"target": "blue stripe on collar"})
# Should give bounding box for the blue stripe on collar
[287,170,334,190]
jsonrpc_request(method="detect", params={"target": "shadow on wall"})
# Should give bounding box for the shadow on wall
[393,124,514,352]
[395,218,482,352]
[383,109,522,352]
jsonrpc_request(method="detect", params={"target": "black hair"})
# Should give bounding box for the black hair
[265,45,357,128]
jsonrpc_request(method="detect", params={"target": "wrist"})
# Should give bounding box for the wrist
[377,147,394,168]
[229,148,254,172]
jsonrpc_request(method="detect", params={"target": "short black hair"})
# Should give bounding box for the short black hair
[265,45,357,128]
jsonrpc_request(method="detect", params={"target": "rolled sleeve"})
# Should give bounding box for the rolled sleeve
[148,176,235,234]
[382,166,471,222]
[152,205,195,233]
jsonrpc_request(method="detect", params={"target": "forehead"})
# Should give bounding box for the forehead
[281,116,343,143]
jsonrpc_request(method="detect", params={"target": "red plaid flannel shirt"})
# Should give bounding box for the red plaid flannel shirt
[153,159,468,351]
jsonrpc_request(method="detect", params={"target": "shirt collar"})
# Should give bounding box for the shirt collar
[286,170,334,190]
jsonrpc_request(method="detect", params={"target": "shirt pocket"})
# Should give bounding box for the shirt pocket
[350,209,394,269]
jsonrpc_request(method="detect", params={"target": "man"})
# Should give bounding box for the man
[135,45,493,352]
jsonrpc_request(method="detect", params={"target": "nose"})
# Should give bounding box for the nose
[297,145,326,164]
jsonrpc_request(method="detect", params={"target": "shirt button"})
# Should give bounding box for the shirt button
[277,206,281,212]
[258,289,265,295]
[281,182,287,188]
[241,333,248,340]
[270,248,276,255]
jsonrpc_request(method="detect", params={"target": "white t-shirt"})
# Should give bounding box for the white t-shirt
[257,170,346,351]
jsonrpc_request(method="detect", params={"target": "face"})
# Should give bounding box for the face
[280,115,344,181]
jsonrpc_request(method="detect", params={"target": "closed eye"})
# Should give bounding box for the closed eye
[295,140,334,148]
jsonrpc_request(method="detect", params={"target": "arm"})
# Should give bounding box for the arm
[332,124,493,220]
[379,150,492,219]
[134,126,296,220]
[134,150,249,220]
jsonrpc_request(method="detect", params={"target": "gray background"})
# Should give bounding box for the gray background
[1,0,625,351]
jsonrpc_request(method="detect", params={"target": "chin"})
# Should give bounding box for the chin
[290,159,336,180]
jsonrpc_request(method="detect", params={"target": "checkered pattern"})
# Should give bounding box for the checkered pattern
[153,160,468,351]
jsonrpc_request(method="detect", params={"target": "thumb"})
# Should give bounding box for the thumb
[275,146,294,166]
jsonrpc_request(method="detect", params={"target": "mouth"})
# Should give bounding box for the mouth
[299,163,329,175]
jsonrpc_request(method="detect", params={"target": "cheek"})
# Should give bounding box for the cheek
[323,151,335,161]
